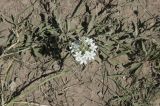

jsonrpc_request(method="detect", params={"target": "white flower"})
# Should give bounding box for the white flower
[70,42,80,53]
[70,37,98,65]
[84,37,93,44]
[73,51,88,64]
[90,43,98,52]
[73,51,82,60]
[79,56,88,64]
[85,51,96,60]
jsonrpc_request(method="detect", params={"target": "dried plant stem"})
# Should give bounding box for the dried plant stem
[0,45,37,59]
[4,29,20,52]
[6,70,70,106]
[11,101,48,106]
[1,80,5,106]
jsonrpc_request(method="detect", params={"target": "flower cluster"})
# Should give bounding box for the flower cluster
[70,37,98,64]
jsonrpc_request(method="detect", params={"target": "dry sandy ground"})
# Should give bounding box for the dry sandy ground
[0,0,160,106]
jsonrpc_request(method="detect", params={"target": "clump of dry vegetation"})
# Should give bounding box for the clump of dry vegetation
[0,0,160,106]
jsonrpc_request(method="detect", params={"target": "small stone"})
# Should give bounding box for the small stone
[9,81,17,91]
[53,61,60,71]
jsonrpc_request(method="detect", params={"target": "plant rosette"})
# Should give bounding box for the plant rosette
[70,37,98,64]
